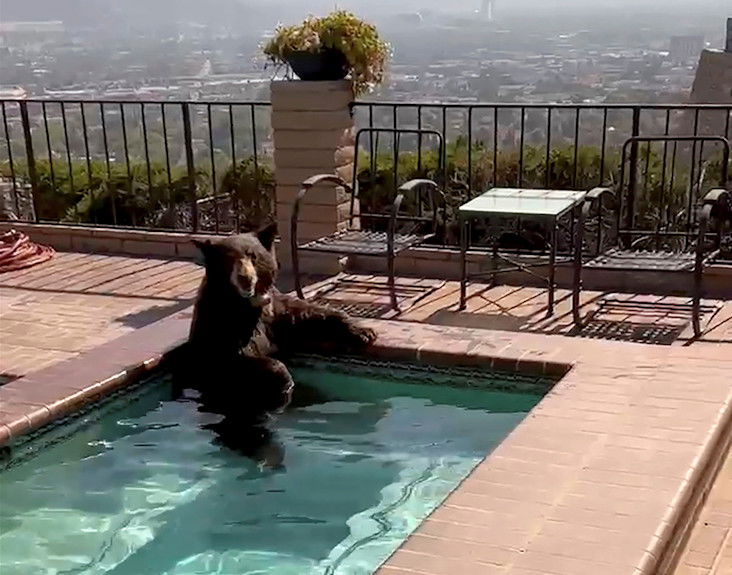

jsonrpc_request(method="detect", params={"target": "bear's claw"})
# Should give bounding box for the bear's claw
[350,325,377,347]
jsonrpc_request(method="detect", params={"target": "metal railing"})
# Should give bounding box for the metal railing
[0,99,271,232]
[1,98,730,255]
[352,102,731,256]
[353,101,731,195]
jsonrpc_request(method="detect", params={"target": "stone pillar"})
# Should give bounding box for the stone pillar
[271,80,356,273]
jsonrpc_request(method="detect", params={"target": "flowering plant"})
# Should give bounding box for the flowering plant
[262,10,389,96]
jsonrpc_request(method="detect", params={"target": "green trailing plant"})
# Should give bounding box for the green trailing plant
[262,10,390,96]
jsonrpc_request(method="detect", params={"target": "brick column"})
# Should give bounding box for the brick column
[271,80,356,273]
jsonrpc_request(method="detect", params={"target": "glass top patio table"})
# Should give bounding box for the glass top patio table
[458,188,587,219]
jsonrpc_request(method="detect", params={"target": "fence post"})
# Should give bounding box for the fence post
[19,101,40,221]
[626,107,641,242]
[182,103,198,232]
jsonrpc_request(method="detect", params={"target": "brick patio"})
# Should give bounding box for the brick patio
[0,252,202,380]
[0,251,730,574]
[301,273,732,348]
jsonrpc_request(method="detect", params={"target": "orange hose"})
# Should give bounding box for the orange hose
[0,229,55,273]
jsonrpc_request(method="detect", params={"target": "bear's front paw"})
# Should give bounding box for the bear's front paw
[349,324,377,348]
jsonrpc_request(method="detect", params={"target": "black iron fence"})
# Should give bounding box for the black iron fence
[1,98,730,253]
[0,99,272,232]
[353,102,731,256]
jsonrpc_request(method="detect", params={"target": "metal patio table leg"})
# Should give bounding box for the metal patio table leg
[459,215,468,310]
[691,197,711,338]
[547,218,557,317]
[572,202,584,327]
[491,230,499,286]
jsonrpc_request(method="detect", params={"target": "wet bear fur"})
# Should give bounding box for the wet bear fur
[183,222,377,422]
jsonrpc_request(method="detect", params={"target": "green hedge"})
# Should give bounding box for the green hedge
[1,141,720,244]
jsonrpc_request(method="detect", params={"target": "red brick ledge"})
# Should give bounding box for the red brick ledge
[0,221,208,259]
[0,309,566,446]
[654,409,732,574]
[0,308,192,445]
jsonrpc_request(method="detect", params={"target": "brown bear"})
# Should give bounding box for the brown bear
[184,222,377,419]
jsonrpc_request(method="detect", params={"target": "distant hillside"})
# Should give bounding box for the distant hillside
[0,0,99,24]
[0,0,277,28]
[0,0,722,29]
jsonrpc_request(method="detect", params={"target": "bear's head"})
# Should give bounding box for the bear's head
[192,222,278,307]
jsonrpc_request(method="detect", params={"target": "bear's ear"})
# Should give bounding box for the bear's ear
[256,222,278,251]
[191,238,210,251]
[191,238,215,260]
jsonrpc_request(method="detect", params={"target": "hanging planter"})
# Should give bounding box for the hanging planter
[262,11,390,96]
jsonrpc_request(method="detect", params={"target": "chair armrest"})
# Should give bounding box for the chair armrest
[301,174,351,189]
[700,188,731,228]
[292,174,353,220]
[582,187,615,218]
[397,178,445,198]
[702,188,731,209]
[391,179,446,237]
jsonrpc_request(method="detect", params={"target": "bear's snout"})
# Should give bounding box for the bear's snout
[236,257,258,297]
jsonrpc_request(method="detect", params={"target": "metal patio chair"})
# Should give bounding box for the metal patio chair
[576,135,731,338]
[291,127,446,312]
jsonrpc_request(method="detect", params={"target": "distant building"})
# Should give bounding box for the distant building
[686,18,732,135]
[669,35,705,64]
[0,21,65,48]
[0,86,27,99]
[395,13,423,26]
[690,19,732,104]
[0,21,65,34]
[480,0,495,21]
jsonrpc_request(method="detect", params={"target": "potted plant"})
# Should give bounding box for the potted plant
[262,10,390,96]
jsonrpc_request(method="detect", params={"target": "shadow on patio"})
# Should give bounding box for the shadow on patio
[301,274,732,347]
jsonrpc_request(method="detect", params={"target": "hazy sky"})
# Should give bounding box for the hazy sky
[0,0,726,27]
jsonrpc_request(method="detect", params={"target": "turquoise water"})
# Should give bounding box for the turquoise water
[0,360,546,575]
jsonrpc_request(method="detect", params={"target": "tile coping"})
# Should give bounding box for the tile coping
[0,306,730,575]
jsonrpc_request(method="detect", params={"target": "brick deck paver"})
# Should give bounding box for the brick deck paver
[0,252,202,379]
[673,450,732,575]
